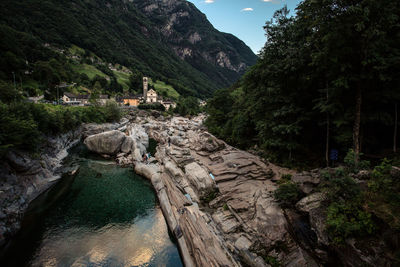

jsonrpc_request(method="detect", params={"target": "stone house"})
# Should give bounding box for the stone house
[117,94,142,107]
[62,93,108,106]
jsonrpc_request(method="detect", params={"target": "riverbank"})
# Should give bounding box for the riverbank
[0,120,128,248]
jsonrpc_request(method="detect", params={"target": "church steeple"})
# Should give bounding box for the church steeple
[143,77,148,103]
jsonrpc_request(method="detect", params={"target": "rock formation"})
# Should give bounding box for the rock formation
[91,112,319,267]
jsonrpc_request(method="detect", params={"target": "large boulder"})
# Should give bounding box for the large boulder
[295,193,325,213]
[81,123,120,139]
[184,162,216,199]
[84,130,126,155]
[121,136,134,153]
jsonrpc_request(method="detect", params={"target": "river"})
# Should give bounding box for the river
[0,144,182,267]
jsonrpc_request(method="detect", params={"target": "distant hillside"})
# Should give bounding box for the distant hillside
[0,0,257,98]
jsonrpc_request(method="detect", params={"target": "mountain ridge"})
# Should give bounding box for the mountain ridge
[0,0,257,97]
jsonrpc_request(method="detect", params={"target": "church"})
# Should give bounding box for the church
[119,77,176,110]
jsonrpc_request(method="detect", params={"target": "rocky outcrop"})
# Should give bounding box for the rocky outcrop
[125,112,319,267]
[84,130,126,155]
[133,0,257,80]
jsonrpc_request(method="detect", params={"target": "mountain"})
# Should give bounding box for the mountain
[0,0,257,97]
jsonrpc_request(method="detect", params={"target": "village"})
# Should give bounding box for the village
[61,77,177,110]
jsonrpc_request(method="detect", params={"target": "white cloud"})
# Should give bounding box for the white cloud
[205,0,214,3]
[241,7,254,12]
[262,0,280,3]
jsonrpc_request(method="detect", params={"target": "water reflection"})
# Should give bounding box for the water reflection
[1,146,182,267]
[31,210,175,267]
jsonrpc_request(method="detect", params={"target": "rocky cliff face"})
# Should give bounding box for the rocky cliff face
[132,0,257,78]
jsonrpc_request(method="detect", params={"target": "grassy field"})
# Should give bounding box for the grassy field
[112,70,130,91]
[68,44,85,56]
[149,79,180,100]
[71,63,109,80]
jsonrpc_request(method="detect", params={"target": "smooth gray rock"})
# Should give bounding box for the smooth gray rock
[296,193,325,213]
[84,130,126,155]
[121,136,134,153]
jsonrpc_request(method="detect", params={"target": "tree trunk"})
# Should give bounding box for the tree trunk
[353,86,362,164]
[325,85,330,167]
[394,103,398,153]
[326,113,330,167]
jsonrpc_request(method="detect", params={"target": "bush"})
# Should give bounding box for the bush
[104,100,122,122]
[0,102,40,155]
[138,102,165,111]
[326,201,375,244]
[344,149,370,173]
[274,182,302,207]
[367,159,400,229]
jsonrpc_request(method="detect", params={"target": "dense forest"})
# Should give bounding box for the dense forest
[206,0,400,167]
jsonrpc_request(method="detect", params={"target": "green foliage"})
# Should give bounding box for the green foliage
[206,1,400,165]
[274,182,302,208]
[0,80,21,103]
[0,102,121,156]
[201,189,218,204]
[138,103,165,112]
[0,0,257,98]
[103,101,122,122]
[326,201,375,244]
[263,255,280,267]
[344,149,370,173]
[128,70,143,93]
[277,174,292,185]
[223,203,229,211]
[174,96,200,116]
[150,79,180,100]
[367,159,400,229]
[0,102,40,155]
[318,166,378,244]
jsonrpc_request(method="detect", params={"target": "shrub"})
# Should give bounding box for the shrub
[104,100,122,122]
[274,182,302,207]
[278,173,292,185]
[263,255,280,267]
[138,102,165,111]
[344,149,370,173]
[367,159,400,229]
[326,201,375,244]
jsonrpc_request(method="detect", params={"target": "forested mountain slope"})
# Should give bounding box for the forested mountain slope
[0,0,257,97]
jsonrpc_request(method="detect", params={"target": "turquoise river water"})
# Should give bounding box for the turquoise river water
[0,145,182,267]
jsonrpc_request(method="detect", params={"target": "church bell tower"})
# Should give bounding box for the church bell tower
[143,77,148,103]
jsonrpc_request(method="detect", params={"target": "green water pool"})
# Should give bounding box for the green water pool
[1,145,182,267]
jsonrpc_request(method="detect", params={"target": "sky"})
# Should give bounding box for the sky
[187,0,302,54]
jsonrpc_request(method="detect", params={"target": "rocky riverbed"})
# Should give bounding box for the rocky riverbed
[2,110,395,266]
[82,111,320,266]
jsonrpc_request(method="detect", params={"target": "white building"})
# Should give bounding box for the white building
[146,89,158,103]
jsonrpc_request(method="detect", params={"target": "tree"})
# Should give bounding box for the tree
[129,70,142,93]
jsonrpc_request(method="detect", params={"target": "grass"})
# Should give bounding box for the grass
[149,78,180,100]
[71,63,109,80]
[23,79,40,89]
[112,70,130,91]
[68,44,85,56]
